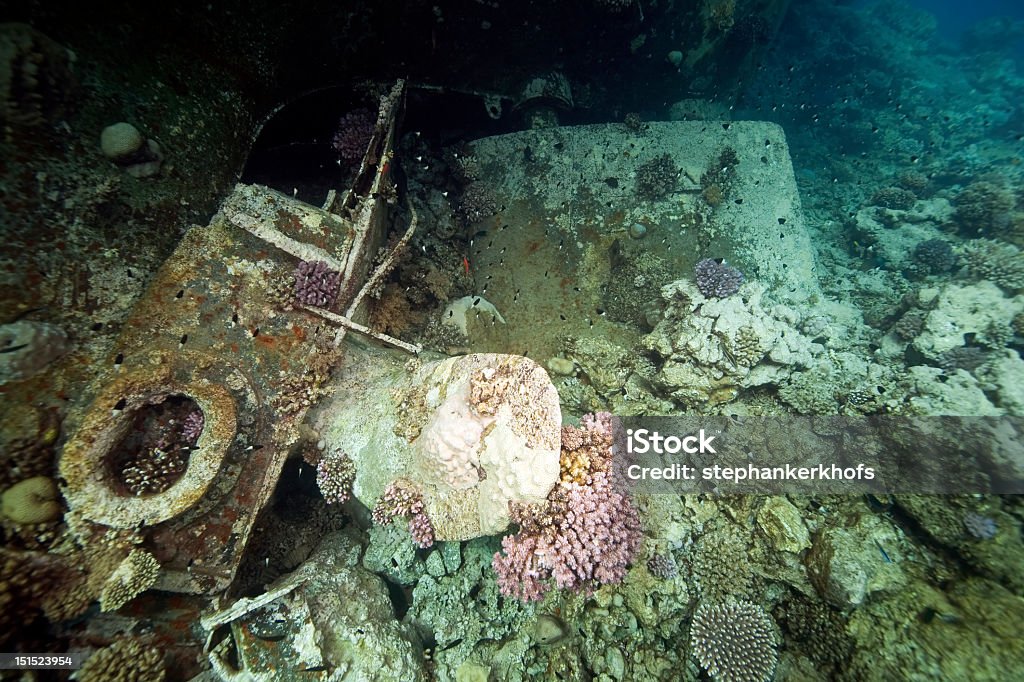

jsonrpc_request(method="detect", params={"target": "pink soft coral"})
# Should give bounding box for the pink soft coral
[493,413,642,601]
[372,479,435,549]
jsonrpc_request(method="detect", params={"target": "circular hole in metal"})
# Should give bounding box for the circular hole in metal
[104,394,205,497]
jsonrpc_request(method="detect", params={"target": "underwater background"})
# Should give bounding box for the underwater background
[1,0,1023,680]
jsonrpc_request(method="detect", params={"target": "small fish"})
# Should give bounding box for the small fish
[463,256,471,276]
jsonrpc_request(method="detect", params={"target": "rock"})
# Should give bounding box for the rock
[125,138,163,178]
[546,356,575,376]
[455,661,493,682]
[806,517,905,609]
[406,538,534,676]
[643,280,826,408]
[533,614,567,645]
[0,24,78,131]
[564,336,633,396]
[757,497,811,554]
[604,647,626,680]
[236,532,425,680]
[362,523,424,586]
[440,541,462,573]
[914,282,1023,360]
[425,550,447,577]
[100,123,163,177]
[980,351,1024,414]
[442,295,506,337]
[902,366,1002,415]
[0,320,70,385]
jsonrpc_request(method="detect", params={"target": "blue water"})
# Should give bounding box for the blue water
[860,0,1024,42]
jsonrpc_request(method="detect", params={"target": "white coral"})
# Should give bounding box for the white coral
[645,280,825,407]
[441,295,506,336]
[415,382,486,489]
[913,281,1024,360]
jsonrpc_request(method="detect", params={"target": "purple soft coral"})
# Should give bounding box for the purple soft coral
[293,259,341,308]
[694,257,744,298]
[331,108,375,162]
[181,409,204,445]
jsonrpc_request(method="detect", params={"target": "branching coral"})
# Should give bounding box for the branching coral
[368,282,423,338]
[331,108,375,162]
[1,548,88,642]
[776,598,851,670]
[695,258,744,298]
[689,600,778,682]
[78,636,165,682]
[959,239,1024,292]
[892,308,928,340]
[316,450,355,505]
[870,186,917,210]
[647,551,679,580]
[953,180,1015,234]
[492,412,642,601]
[99,548,160,612]
[109,398,202,496]
[455,181,500,224]
[730,325,764,367]
[700,147,740,207]
[558,425,594,486]
[372,479,435,549]
[896,170,930,193]
[910,238,957,275]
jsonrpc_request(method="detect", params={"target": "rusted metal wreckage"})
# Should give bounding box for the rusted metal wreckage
[59,81,415,677]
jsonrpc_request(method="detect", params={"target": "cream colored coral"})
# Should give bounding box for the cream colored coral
[100,122,143,160]
[441,295,506,336]
[1,476,61,524]
[77,637,164,682]
[99,548,160,611]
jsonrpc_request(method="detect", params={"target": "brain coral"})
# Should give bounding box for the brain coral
[1,476,61,524]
